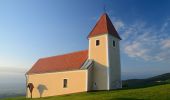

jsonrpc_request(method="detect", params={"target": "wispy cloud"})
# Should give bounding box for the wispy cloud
[113,17,170,62]
[161,38,170,49]
[161,22,169,32]
[112,17,125,31]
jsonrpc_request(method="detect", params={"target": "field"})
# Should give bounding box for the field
[2,83,170,100]
[2,73,170,100]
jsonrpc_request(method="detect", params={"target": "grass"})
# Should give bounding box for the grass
[2,83,170,100]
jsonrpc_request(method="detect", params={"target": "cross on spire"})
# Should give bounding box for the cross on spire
[103,4,106,13]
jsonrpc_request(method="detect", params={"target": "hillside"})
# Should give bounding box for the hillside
[2,84,170,100]
[1,73,170,100]
[122,73,170,88]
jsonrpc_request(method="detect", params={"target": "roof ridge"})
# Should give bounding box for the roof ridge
[105,14,121,40]
[40,49,88,60]
[87,14,104,38]
[27,49,88,74]
[105,14,109,35]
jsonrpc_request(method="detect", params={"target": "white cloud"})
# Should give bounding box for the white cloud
[112,17,170,62]
[161,39,170,49]
[161,22,168,32]
[113,19,125,31]
[124,41,151,60]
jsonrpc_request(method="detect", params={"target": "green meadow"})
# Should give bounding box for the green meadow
[3,83,170,100]
[2,73,170,100]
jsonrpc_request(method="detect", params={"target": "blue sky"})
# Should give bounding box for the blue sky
[0,0,170,80]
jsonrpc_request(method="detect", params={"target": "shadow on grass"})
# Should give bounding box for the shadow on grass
[86,83,169,94]
[110,98,146,100]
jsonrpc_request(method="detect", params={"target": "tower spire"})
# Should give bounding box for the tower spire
[88,13,121,40]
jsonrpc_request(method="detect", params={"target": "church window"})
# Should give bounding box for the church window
[63,79,67,88]
[96,40,100,46]
[113,40,116,47]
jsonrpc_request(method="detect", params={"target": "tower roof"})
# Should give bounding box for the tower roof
[88,13,121,40]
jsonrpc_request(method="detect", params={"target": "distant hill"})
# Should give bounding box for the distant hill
[0,93,25,99]
[0,82,25,99]
[122,73,170,88]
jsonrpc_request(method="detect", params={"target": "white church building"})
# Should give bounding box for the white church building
[26,13,122,98]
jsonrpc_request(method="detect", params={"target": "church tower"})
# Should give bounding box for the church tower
[88,13,122,90]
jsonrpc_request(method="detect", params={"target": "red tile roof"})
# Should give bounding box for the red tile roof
[27,50,88,74]
[88,13,121,39]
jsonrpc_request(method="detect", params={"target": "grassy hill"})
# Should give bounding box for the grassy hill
[2,84,170,100]
[2,73,170,100]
